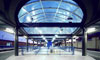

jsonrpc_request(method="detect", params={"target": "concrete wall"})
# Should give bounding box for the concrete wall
[73,37,100,50]
[87,38,96,49]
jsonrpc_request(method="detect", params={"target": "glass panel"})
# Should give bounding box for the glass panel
[58,9,70,16]
[18,0,83,23]
[45,13,55,17]
[19,14,45,23]
[54,17,68,22]
[44,9,56,13]
[32,14,44,19]
[30,10,43,16]
[18,8,27,18]
[19,9,43,18]
[56,14,67,19]
[59,2,77,12]
[26,0,39,4]
[42,1,59,8]
[19,14,31,23]
[74,8,83,18]
[63,0,78,5]
[30,36,67,38]
[24,2,41,12]
[24,27,77,34]
[70,14,82,23]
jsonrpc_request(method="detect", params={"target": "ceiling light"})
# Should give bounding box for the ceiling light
[73,36,79,39]
[44,39,47,42]
[4,28,14,33]
[26,16,31,22]
[55,35,58,38]
[59,30,62,33]
[86,27,96,33]
[41,35,44,38]
[52,37,56,42]
[66,39,71,42]
[23,35,27,38]
[39,30,42,34]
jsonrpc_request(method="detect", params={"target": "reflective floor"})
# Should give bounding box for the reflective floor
[6,55,95,60]
[23,47,74,55]
[5,47,95,60]
[1,47,100,60]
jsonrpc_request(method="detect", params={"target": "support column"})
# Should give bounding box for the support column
[71,37,73,52]
[14,27,19,56]
[77,40,78,48]
[82,27,87,56]
[26,38,28,52]
[71,37,73,47]
[64,39,66,46]
[33,40,34,46]
[37,41,38,46]
[40,40,42,47]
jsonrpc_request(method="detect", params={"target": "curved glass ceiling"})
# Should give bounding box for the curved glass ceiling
[18,0,83,42]
[18,0,83,23]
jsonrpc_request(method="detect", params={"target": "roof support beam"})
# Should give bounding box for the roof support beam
[19,23,82,27]
[28,38,66,40]
[18,34,82,36]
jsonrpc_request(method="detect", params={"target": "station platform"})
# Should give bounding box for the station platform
[6,55,95,60]
[0,48,14,52]
[5,47,95,60]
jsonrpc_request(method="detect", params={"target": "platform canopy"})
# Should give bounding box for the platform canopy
[18,0,83,42]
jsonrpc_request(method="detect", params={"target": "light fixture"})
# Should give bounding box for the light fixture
[51,37,56,42]
[23,35,27,38]
[55,35,58,38]
[59,30,62,34]
[44,39,48,42]
[39,30,42,34]
[86,27,96,33]
[41,35,47,42]
[41,35,44,38]
[26,16,31,22]
[73,36,79,39]
[66,39,71,42]
[4,28,14,33]
[35,28,47,42]
[35,27,37,29]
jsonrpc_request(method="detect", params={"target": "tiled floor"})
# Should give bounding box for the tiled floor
[6,47,95,60]
[23,47,74,55]
[6,55,95,60]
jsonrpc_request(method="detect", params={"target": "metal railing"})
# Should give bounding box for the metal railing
[20,46,75,55]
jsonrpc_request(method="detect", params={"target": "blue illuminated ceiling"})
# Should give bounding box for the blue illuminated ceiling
[24,27,76,34]
[18,0,83,41]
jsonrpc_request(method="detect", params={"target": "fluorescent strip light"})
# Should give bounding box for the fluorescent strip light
[86,27,96,33]
[23,35,27,38]
[73,36,79,39]
[55,35,58,38]
[4,28,14,33]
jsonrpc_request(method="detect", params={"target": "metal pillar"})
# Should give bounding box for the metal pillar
[14,27,19,56]
[33,40,34,46]
[64,40,66,46]
[71,37,73,52]
[77,40,78,48]
[37,41,38,46]
[26,38,28,52]
[40,40,42,47]
[71,37,73,47]
[82,27,87,56]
